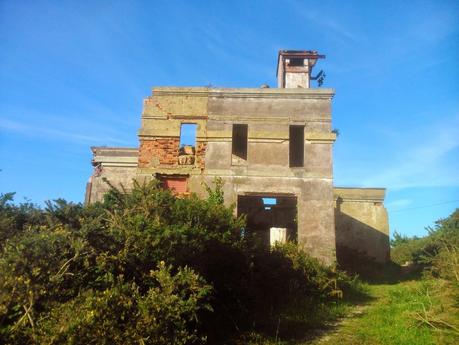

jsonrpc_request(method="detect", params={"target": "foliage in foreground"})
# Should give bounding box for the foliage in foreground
[309,281,447,345]
[0,180,364,344]
[302,210,459,345]
[391,209,459,273]
[390,209,459,342]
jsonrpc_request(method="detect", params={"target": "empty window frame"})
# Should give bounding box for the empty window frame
[178,124,197,165]
[179,123,197,149]
[289,125,304,167]
[232,124,248,160]
[289,58,304,66]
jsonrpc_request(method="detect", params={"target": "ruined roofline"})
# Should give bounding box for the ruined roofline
[90,146,138,154]
[278,49,325,56]
[333,187,386,202]
[149,87,335,99]
[90,147,138,167]
[334,186,386,190]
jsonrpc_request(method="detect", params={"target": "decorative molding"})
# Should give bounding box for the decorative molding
[333,187,386,202]
[151,87,335,100]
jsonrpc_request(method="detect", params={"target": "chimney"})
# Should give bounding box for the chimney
[277,50,325,88]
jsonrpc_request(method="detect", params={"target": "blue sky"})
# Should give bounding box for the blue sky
[1,0,458,237]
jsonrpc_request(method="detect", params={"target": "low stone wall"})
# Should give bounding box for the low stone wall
[334,187,390,263]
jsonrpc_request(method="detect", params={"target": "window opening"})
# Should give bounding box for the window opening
[289,125,304,167]
[179,123,197,148]
[179,123,197,165]
[232,124,248,160]
[289,58,304,66]
[262,198,277,210]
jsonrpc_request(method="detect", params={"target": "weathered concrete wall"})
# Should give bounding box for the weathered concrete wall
[205,88,335,176]
[88,86,398,266]
[85,147,138,203]
[334,187,390,263]
[133,87,337,264]
[285,72,308,89]
[204,88,336,264]
[136,88,208,183]
[199,175,335,263]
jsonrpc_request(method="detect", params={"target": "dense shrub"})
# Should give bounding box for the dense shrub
[37,263,211,345]
[391,209,459,278]
[427,209,459,282]
[0,180,365,344]
[390,209,459,339]
[0,193,45,248]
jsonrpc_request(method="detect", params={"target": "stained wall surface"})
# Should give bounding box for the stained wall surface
[334,187,390,263]
[204,88,336,263]
[86,86,390,265]
[86,147,138,203]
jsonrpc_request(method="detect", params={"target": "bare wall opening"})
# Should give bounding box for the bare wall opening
[179,123,197,165]
[232,124,248,161]
[289,125,304,167]
[237,194,297,247]
[179,123,197,148]
[289,58,304,66]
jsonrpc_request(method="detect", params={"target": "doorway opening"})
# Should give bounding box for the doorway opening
[237,194,297,247]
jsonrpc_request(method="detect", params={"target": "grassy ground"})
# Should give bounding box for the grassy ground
[312,279,459,345]
[240,279,459,345]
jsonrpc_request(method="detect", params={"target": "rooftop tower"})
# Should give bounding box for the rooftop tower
[276,50,325,88]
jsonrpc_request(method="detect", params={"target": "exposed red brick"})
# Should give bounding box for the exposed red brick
[138,138,207,169]
[138,138,180,167]
[196,142,207,169]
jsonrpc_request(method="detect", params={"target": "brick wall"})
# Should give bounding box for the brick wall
[138,138,207,169]
[196,142,207,170]
[139,138,180,167]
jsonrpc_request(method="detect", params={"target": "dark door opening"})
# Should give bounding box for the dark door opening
[237,194,297,247]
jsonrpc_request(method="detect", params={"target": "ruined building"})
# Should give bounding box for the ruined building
[85,50,390,264]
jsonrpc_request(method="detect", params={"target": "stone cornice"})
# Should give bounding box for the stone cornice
[92,156,138,168]
[151,87,335,100]
[333,187,386,202]
[305,132,337,143]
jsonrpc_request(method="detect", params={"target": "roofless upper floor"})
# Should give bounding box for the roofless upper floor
[141,87,335,122]
[137,50,335,176]
[141,50,332,122]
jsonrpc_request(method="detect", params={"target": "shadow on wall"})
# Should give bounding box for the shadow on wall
[335,198,390,268]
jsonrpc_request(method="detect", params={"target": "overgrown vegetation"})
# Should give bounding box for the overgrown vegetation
[392,210,459,275]
[310,209,459,345]
[0,180,365,344]
[391,209,459,341]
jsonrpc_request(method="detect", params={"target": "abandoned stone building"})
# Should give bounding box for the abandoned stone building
[85,50,390,264]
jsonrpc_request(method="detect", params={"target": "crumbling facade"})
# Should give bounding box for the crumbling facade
[85,50,390,264]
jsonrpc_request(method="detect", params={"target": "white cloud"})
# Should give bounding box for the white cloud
[360,115,459,190]
[0,117,131,146]
[287,0,360,44]
[386,199,413,210]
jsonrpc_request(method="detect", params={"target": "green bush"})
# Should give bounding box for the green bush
[428,209,459,282]
[0,179,366,344]
[391,209,459,279]
[390,209,459,339]
[37,263,211,345]
[0,193,45,248]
